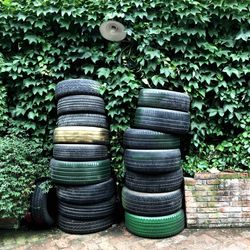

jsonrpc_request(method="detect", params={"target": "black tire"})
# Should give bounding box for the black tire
[58,215,113,234]
[53,144,108,161]
[138,89,190,112]
[57,178,115,204]
[55,79,101,99]
[30,180,56,228]
[125,210,185,238]
[123,128,180,149]
[57,114,108,128]
[124,149,181,174]
[58,196,116,220]
[134,107,190,135]
[125,168,183,193]
[57,95,105,116]
[50,158,111,185]
[122,187,182,216]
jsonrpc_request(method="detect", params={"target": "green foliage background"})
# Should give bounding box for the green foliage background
[0,136,49,219]
[0,0,249,218]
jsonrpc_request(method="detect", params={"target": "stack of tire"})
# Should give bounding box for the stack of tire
[122,89,190,238]
[50,79,115,234]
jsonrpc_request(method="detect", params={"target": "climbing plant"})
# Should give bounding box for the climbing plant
[0,0,249,184]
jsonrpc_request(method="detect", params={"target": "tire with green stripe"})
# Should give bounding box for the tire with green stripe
[57,178,115,204]
[58,215,113,234]
[134,107,190,135]
[125,209,185,238]
[55,79,101,99]
[125,168,183,193]
[138,89,190,112]
[50,159,111,185]
[122,187,182,216]
[123,128,180,149]
[124,149,181,174]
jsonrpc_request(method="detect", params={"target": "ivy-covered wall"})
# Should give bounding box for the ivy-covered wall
[1,0,249,182]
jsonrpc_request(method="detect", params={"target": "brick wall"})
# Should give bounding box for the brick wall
[185,172,250,228]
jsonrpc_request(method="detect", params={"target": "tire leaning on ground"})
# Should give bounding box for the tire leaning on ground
[57,95,105,116]
[134,107,190,135]
[58,215,113,234]
[122,187,183,216]
[57,178,115,204]
[53,144,108,161]
[57,114,108,128]
[138,89,190,112]
[58,196,116,220]
[30,180,56,228]
[53,126,109,145]
[123,128,180,149]
[125,209,185,238]
[50,158,111,185]
[124,149,181,174]
[125,168,183,193]
[55,79,101,99]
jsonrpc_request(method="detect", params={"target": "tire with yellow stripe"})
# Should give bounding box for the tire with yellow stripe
[53,126,109,145]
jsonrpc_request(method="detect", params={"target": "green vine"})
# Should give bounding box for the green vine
[0,0,249,185]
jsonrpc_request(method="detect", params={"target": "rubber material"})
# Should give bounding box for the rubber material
[53,144,108,161]
[30,181,55,227]
[57,114,108,128]
[125,209,185,238]
[58,215,113,234]
[57,178,115,204]
[57,95,105,116]
[58,196,115,219]
[50,158,111,185]
[122,187,182,216]
[124,149,181,174]
[125,168,183,193]
[138,89,190,112]
[53,127,109,145]
[55,79,101,99]
[134,107,190,135]
[123,128,180,149]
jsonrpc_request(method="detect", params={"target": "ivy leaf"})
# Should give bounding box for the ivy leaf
[230,90,236,99]
[114,90,125,98]
[223,104,234,113]
[23,34,38,44]
[208,108,217,117]
[34,20,46,29]
[222,66,241,78]
[83,65,94,74]
[28,111,35,120]
[151,75,165,86]
[17,13,26,21]
[145,49,161,59]
[236,29,250,41]
[218,108,224,117]
[192,101,203,111]
[97,68,111,79]
[160,67,174,77]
